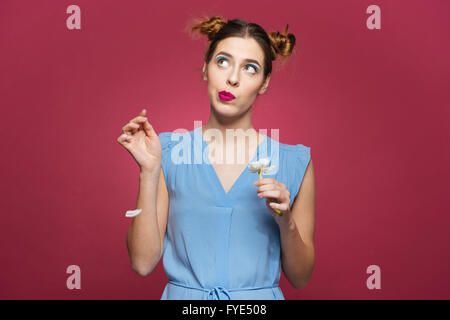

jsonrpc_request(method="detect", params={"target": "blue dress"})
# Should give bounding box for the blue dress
[158,126,311,300]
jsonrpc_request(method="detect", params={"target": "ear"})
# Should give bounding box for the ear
[202,62,208,81]
[258,74,271,94]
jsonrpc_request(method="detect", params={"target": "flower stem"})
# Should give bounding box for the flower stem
[259,170,282,216]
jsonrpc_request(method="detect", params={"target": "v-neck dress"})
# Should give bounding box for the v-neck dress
[157,126,311,300]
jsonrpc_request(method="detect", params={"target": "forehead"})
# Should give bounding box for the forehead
[213,37,264,63]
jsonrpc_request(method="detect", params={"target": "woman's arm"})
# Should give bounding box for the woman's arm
[280,159,316,289]
[126,166,169,276]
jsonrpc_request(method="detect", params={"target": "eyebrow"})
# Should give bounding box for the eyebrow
[215,51,261,68]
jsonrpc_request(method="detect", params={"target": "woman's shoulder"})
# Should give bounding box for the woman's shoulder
[269,138,311,174]
[159,130,191,151]
[158,131,174,151]
[271,137,311,159]
[158,129,197,153]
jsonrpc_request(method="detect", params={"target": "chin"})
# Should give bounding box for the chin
[212,101,239,116]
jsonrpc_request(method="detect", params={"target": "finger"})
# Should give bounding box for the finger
[254,178,277,186]
[117,133,132,145]
[277,182,287,190]
[127,116,148,136]
[130,116,148,125]
[268,201,289,212]
[257,184,278,193]
[262,189,290,203]
[265,199,283,217]
[122,122,140,135]
[142,119,158,138]
[257,190,281,199]
[122,123,139,136]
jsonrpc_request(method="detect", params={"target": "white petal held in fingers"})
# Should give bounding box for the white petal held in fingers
[248,158,276,173]
[125,208,142,217]
[248,158,281,216]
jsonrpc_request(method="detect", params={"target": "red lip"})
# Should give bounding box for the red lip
[219,91,235,99]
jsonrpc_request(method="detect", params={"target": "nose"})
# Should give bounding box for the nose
[227,78,239,87]
[226,68,239,87]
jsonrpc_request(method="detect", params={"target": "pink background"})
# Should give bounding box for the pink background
[1,0,449,299]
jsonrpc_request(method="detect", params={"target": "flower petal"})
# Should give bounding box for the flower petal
[260,158,270,167]
[125,208,142,217]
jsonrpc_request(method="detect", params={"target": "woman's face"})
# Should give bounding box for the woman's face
[202,36,270,118]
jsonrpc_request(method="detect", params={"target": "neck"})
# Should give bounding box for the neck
[202,103,262,145]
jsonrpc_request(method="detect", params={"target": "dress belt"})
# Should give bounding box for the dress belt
[168,280,278,300]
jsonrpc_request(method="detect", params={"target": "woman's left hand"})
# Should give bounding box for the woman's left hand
[254,178,292,226]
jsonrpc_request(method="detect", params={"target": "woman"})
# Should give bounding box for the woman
[117,16,315,300]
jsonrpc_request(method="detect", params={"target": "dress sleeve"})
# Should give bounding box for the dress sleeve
[289,144,311,208]
[158,131,172,183]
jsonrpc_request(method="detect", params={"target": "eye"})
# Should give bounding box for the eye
[216,56,258,74]
[216,57,229,67]
[245,64,258,74]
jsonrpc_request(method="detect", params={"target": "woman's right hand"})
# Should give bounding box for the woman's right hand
[117,109,162,173]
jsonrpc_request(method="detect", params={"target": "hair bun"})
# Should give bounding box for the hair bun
[268,24,296,59]
[190,15,227,41]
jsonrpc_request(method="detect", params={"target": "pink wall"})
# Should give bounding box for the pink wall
[1,0,449,299]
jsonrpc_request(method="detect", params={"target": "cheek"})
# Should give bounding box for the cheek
[207,74,223,93]
[242,80,263,96]
[208,71,221,84]
[207,64,224,83]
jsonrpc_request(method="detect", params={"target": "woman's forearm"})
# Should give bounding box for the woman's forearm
[126,167,162,276]
[279,220,315,289]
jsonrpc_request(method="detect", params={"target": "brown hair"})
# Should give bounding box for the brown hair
[188,15,296,81]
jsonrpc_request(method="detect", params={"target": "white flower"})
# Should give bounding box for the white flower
[248,158,276,174]
[248,157,282,216]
